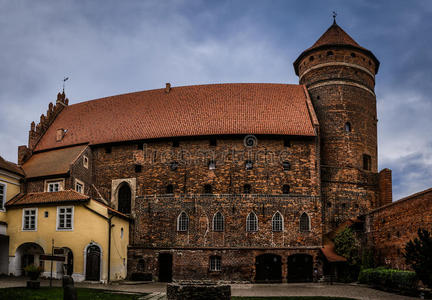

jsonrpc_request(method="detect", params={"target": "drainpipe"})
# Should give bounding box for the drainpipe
[107,216,114,284]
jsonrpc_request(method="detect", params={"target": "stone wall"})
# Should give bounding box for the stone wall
[365,187,432,269]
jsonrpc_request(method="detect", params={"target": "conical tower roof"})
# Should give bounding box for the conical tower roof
[294,21,379,75]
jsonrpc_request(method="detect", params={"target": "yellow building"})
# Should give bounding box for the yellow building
[0,156,24,275]
[5,190,130,282]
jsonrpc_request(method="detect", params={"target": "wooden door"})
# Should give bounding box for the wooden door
[85,245,100,281]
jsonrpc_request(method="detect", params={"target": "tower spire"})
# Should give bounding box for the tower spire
[332,11,337,25]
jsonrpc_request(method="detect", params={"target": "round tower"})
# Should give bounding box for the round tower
[294,20,380,230]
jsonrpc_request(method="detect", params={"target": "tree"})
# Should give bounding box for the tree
[334,227,360,282]
[404,228,432,288]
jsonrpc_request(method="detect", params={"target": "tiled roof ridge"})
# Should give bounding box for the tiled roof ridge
[0,156,24,176]
[66,82,303,107]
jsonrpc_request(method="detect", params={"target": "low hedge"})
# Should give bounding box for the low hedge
[358,267,418,292]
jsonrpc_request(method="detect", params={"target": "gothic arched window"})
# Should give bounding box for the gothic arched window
[272,212,283,232]
[213,212,224,232]
[300,212,310,232]
[246,212,258,232]
[177,212,189,231]
[118,183,131,214]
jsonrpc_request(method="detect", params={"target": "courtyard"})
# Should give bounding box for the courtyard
[0,276,418,300]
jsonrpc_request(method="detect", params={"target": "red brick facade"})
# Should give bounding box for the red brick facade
[16,21,430,283]
[365,188,432,270]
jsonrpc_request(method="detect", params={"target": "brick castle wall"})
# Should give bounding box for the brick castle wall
[365,188,432,269]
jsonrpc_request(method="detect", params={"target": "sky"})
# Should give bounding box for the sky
[0,0,431,200]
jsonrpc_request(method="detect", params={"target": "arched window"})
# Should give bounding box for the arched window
[272,212,283,232]
[177,212,189,231]
[203,184,212,194]
[212,212,224,232]
[282,185,290,194]
[300,212,310,232]
[344,122,351,132]
[246,212,258,232]
[243,184,251,194]
[118,183,131,214]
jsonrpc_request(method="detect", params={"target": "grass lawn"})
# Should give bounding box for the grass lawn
[0,287,147,300]
[233,297,356,300]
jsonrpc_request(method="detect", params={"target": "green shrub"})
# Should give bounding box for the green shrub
[358,268,418,291]
[24,264,43,280]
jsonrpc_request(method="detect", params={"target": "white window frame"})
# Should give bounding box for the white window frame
[45,179,64,192]
[57,206,74,231]
[177,211,189,232]
[83,155,89,169]
[209,256,221,271]
[212,212,224,232]
[246,212,258,232]
[74,179,84,194]
[22,208,38,231]
[0,182,6,212]
[272,211,284,232]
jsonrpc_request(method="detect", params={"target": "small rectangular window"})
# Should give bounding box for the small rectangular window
[245,160,253,170]
[75,182,83,194]
[22,208,37,231]
[208,160,216,170]
[57,206,74,230]
[0,183,5,211]
[135,164,142,173]
[363,154,372,171]
[210,256,221,271]
[48,182,61,192]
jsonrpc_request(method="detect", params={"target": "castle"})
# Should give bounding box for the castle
[0,20,430,283]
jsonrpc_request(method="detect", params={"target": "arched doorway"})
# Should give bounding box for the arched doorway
[287,254,313,282]
[255,254,282,283]
[158,253,172,282]
[85,244,101,281]
[118,183,131,214]
[15,243,44,276]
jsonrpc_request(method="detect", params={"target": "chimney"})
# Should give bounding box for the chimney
[165,83,171,93]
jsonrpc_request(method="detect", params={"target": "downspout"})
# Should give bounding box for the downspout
[107,215,114,284]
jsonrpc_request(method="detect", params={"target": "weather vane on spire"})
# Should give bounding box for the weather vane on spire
[62,77,69,93]
[332,11,337,24]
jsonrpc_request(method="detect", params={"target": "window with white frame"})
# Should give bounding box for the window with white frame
[0,183,5,210]
[209,256,221,271]
[212,212,224,232]
[272,212,284,232]
[246,212,258,232]
[22,208,37,231]
[48,181,61,192]
[57,206,74,230]
[177,212,189,231]
[75,180,84,194]
[83,155,89,169]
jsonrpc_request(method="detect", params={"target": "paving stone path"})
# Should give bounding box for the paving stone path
[0,276,419,300]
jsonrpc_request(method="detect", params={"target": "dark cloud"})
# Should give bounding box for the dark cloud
[0,0,431,200]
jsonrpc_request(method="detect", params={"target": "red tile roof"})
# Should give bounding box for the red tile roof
[6,190,89,207]
[22,145,87,179]
[0,156,24,176]
[34,83,317,151]
[294,23,380,75]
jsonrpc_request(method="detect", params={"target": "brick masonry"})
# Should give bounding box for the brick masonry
[365,188,432,270]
